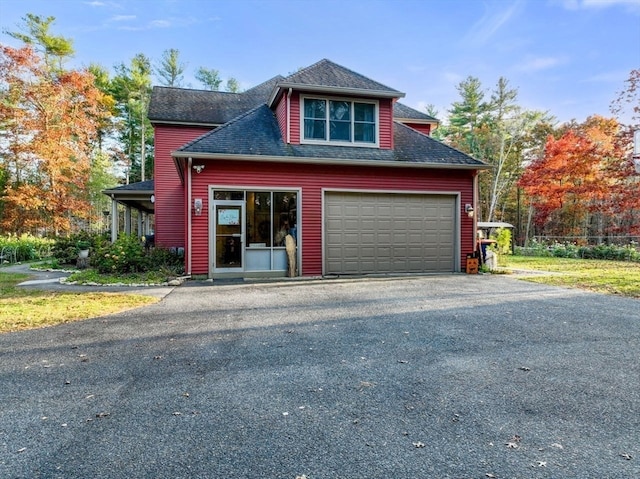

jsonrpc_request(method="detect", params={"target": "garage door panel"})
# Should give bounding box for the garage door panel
[325,192,456,275]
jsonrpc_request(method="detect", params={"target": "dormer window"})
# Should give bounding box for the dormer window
[302,96,378,146]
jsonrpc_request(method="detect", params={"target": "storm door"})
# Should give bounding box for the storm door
[213,200,245,272]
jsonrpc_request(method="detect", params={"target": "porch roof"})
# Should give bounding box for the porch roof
[102,180,155,214]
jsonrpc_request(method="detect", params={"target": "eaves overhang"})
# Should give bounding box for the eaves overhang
[268,82,405,107]
[395,117,440,125]
[171,150,491,171]
[150,119,222,128]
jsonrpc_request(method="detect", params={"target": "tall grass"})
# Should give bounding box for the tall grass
[0,234,54,263]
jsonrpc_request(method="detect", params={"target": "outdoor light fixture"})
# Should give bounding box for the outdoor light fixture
[465,204,474,218]
[193,198,203,216]
[193,164,205,174]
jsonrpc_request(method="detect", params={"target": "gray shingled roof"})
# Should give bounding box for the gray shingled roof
[393,102,438,122]
[175,104,485,167]
[103,180,154,192]
[149,61,414,126]
[277,59,403,96]
[148,76,283,124]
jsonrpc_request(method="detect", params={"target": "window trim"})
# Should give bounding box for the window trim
[300,95,380,148]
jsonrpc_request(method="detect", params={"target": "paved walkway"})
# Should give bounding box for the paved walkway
[2,262,174,299]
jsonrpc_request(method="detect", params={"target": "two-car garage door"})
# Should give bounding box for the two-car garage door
[324,192,457,275]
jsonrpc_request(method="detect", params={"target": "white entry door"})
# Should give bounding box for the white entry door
[213,200,245,273]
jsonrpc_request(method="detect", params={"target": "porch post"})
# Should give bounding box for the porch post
[137,212,143,238]
[125,206,131,235]
[110,198,118,243]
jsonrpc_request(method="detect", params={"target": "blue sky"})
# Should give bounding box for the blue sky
[1,0,639,124]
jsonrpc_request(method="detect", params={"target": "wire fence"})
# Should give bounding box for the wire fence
[532,236,640,246]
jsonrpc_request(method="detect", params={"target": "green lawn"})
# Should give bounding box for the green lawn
[502,256,640,298]
[0,272,158,333]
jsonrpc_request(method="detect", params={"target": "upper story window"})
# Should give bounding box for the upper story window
[302,97,378,146]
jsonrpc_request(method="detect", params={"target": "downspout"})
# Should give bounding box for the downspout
[187,157,193,275]
[473,171,479,253]
[286,88,292,144]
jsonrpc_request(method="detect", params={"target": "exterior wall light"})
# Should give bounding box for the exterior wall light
[465,204,474,218]
[194,198,203,216]
[193,164,205,174]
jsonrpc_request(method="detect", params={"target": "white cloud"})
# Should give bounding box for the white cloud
[516,56,565,72]
[583,69,631,82]
[150,20,171,28]
[463,0,524,45]
[85,1,122,7]
[443,71,464,85]
[554,0,640,12]
[583,0,640,7]
[110,15,136,22]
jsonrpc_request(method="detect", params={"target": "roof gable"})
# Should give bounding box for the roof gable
[281,59,402,94]
[269,59,405,105]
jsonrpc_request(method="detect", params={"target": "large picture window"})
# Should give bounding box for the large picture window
[213,189,299,275]
[302,97,377,145]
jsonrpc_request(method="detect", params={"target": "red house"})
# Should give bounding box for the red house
[145,59,487,278]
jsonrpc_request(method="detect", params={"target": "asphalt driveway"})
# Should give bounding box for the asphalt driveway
[1,274,638,478]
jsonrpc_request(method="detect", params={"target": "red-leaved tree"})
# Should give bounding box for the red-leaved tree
[519,115,639,241]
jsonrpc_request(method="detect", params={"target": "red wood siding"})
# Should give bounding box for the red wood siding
[190,178,210,274]
[404,122,432,136]
[189,161,475,275]
[378,98,393,149]
[153,125,211,249]
[289,92,300,144]
[275,93,287,143]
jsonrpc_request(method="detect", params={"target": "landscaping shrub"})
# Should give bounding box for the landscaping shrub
[145,247,185,275]
[52,232,99,266]
[515,238,552,257]
[49,232,185,278]
[92,234,146,274]
[515,241,639,262]
[494,227,512,255]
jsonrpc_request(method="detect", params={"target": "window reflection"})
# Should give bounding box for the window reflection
[214,191,244,201]
[247,191,272,247]
[274,192,297,246]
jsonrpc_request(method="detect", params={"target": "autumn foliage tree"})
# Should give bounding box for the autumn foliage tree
[0,44,112,234]
[518,115,639,241]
